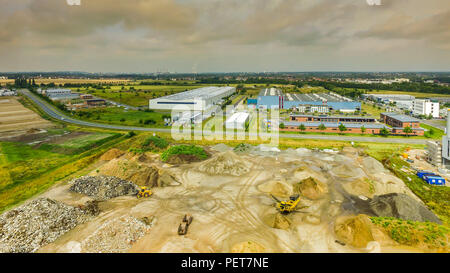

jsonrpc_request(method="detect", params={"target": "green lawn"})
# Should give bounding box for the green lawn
[58,133,116,149]
[361,102,385,118]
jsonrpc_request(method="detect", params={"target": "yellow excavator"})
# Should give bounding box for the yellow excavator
[137,186,153,199]
[271,194,301,214]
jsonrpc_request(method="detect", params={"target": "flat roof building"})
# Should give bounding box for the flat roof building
[149,86,235,114]
[257,89,361,112]
[225,112,250,130]
[380,112,421,128]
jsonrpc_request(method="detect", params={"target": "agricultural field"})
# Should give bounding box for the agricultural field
[73,108,171,128]
[70,84,206,107]
[367,90,450,98]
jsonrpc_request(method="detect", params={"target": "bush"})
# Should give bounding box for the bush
[126,131,136,138]
[143,136,169,149]
[161,145,208,162]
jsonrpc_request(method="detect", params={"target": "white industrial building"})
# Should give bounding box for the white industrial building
[443,109,450,169]
[225,112,250,130]
[413,99,440,118]
[149,86,235,112]
[44,88,80,101]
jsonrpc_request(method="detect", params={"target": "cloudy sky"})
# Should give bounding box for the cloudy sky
[0,0,449,73]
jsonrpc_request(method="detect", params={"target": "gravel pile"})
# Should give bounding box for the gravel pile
[69,176,139,200]
[0,198,90,253]
[81,216,154,253]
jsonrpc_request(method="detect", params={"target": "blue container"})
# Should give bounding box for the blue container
[417,172,435,179]
[423,175,446,186]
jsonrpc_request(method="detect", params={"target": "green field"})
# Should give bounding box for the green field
[73,107,171,128]
[0,131,124,212]
[361,102,385,117]
[367,90,450,98]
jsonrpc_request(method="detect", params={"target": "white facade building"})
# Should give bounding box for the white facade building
[149,86,235,114]
[225,112,250,130]
[412,99,439,118]
[442,109,450,168]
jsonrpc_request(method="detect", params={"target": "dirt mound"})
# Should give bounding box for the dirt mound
[0,198,90,253]
[81,216,154,253]
[100,148,125,161]
[294,177,328,200]
[342,178,375,198]
[263,213,291,229]
[231,241,266,253]
[369,193,442,224]
[93,158,180,187]
[198,151,252,176]
[331,164,366,179]
[362,157,385,175]
[334,214,375,248]
[166,154,203,164]
[258,180,293,197]
[211,143,232,152]
[233,143,253,153]
[69,176,139,201]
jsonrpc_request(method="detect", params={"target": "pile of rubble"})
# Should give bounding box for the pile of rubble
[81,216,154,253]
[0,198,90,253]
[69,176,139,200]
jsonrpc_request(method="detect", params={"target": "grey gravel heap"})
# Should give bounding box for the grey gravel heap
[0,198,90,253]
[69,175,139,200]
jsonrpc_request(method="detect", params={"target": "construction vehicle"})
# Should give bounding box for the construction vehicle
[136,186,152,199]
[271,194,301,214]
[178,214,194,235]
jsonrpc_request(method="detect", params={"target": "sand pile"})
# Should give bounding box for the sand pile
[81,216,154,253]
[231,241,266,253]
[69,176,139,200]
[342,178,375,198]
[369,193,442,224]
[331,164,366,179]
[198,151,252,176]
[100,148,125,161]
[92,158,180,187]
[263,213,291,229]
[362,157,386,175]
[0,198,90,253]
[258,180,293,197]
[334,214,377,248]
[294,177,328,200]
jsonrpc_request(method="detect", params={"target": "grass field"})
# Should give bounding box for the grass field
[361,102,385,117]
[367,90,450,98]
[0,130,126,212]
[73,107,171,128]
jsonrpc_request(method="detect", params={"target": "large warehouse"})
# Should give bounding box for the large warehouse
[255,88,361,112]
[149,86,235,122]
[149,86,235,111]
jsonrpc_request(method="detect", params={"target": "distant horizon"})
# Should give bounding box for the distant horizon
[1,0,449,72]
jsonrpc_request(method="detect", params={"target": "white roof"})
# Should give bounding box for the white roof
[226,112,249,124]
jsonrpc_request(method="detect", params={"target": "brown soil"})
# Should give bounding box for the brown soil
[100,148,125,161]
[334,214,376,248]
[165,154,203,165]
[294,177,328,200]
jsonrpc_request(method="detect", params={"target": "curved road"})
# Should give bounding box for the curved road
[19,89,428,145]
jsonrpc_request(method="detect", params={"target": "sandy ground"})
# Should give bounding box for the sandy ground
[0,97,53,137]
[34,146,425,253]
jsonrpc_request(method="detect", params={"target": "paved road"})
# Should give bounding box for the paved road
[19,89,429,145]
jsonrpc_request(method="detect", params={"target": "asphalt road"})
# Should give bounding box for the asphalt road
[19,89,429,145]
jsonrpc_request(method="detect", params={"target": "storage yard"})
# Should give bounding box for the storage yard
[0,143,448,253]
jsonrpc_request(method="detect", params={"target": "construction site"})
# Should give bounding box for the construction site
[1,142,447,253]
